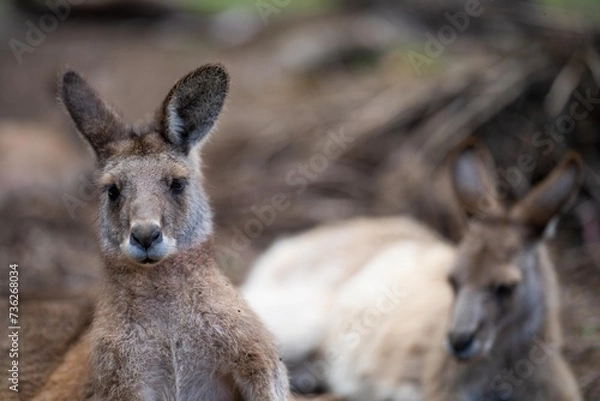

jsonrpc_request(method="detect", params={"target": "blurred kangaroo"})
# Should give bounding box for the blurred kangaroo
[243,141,582,401]
[32,64,289,401]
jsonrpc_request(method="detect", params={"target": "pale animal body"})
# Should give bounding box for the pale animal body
[243,142,582,401]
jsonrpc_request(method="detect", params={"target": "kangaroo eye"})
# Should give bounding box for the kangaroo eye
[170,179,186,194]
[491,283,516,300]
[107,184,120,201]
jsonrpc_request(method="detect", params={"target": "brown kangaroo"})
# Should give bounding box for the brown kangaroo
[32,64,289,401]
[243,141,582,401]
[423,142,582,401]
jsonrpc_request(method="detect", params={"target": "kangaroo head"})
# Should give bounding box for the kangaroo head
[446,140,582,360]
[60,64,229,266]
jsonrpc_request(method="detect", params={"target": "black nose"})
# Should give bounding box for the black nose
[448,331,475,355]
[130,224,163,250]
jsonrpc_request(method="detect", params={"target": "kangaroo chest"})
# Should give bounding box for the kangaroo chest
[98,295,241,401]
[456,357,546,401]
[134,331,233,401]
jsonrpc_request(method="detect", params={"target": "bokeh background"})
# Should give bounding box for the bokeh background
[0,0,599,399]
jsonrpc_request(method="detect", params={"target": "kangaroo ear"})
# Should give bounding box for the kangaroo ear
[510,152,582,233]
[159,64,229,153]
[450,139,505,219]
[60,71,127,160]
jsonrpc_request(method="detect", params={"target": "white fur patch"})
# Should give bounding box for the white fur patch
[167,101,185,141]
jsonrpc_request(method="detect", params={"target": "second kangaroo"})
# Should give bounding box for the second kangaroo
[243,141,582,401]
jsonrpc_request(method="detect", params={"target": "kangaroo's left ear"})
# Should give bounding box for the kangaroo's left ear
[510,152,583,233]
[450,139,505,219]
[60,70,128,161]
[159,64,229,153]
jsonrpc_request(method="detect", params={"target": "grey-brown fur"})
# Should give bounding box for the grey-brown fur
[47,64,289,401]
[424,141,582,401]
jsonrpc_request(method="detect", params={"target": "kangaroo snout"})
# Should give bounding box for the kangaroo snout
[130,223,163,250]
[447,330,476,359]
[124,221,169,265]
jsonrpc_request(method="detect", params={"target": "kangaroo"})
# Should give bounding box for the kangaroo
[242,141,582,401]
[33,64,289,401]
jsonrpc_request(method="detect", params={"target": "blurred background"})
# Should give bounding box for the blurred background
[0,0,599,399]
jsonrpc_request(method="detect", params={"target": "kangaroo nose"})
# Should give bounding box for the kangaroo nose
[130,223,162,250]
[448,331,475,355]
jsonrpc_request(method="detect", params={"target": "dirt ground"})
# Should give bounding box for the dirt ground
[0,2,598,400]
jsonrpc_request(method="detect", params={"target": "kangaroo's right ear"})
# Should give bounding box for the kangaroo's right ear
[59,71,127,160]
[450,139,505,219]
[158,64,229,154]
[510,152,582,233]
